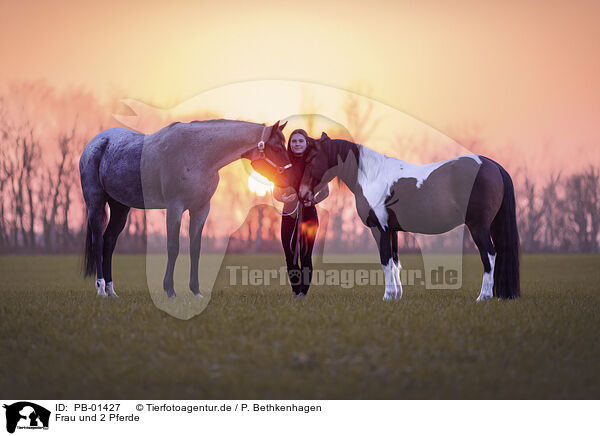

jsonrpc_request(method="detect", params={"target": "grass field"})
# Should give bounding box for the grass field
[1,253,599,399]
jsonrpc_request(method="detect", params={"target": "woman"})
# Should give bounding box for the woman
[274,129,329,298]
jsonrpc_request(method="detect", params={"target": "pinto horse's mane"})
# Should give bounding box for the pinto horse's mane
[320,138,362,166]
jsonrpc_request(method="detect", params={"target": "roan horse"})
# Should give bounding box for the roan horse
[297,133,520,301]
[79,119,291,297]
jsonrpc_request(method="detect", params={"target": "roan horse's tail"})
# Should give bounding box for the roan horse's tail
[83,204,109,278]
[81,135,110,278]
[490,164,520,298]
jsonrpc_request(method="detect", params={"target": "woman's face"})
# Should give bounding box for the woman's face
[289,133,308,155]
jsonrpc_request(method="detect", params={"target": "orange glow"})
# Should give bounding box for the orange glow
[301,221,318,240]
[248,171,274,197]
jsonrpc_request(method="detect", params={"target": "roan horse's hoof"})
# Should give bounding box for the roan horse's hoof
[106,281,119,298]
[190,284,203,298]
[165,289,177,298]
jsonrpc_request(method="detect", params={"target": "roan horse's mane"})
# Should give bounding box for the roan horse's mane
[166,119,264,129]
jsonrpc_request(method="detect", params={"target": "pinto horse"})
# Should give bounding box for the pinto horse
[297,133,520,301]
[79,119,290,298]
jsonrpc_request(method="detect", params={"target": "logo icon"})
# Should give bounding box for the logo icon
[3,402,50,434]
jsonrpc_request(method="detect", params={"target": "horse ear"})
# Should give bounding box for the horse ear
[312,137,321,151]
[320,132,330,141]
[269,121,280,137]
[279,121,287,131]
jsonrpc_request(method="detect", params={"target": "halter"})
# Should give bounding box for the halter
[255,127,293,174]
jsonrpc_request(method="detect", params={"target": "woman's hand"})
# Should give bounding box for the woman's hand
[282,192,298,203]
[274,186,298,203]
[313,185,330,204]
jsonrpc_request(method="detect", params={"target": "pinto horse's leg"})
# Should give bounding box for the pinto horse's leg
[391,231,403,299]
[467,224,497,302]
[188,202,210,296]
[163,204,184,298]
[102,199,130,297]
[371,227,400,300]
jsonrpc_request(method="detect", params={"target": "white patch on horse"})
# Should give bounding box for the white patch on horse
[382,259,401,300]
[477,253,496,302]
[106,281,118,298]
[96,278,107,297]
[356,146,482,229]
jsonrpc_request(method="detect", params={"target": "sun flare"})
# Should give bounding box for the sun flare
[248,171,274,197]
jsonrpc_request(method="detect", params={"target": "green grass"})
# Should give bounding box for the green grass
[0,253,599,399]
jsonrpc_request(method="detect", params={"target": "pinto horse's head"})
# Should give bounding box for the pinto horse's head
[299,132,332,202]
[242,120,292,187]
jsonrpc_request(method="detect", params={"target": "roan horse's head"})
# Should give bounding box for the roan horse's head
[242,120,292,187]
[298,132,334,202]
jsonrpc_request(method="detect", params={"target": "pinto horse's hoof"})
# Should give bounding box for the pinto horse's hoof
[106,282,119,297]
[96,279,107,297]
[165,289,176,298]
[476,294,493,302]
[382,294,393,301]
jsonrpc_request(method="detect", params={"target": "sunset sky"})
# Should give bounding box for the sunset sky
[1,0,599,170]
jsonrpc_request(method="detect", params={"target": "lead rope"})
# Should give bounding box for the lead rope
[268,188,301,264]
[292,202,303,266]
[267,189,302,285]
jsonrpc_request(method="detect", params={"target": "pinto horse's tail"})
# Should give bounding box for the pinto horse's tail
[490,164,520,298]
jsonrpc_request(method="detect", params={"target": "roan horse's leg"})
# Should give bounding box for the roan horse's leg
[188,202,211,296]
[102,199,131,297]
[163,205,184,297]
[371,227,401,300]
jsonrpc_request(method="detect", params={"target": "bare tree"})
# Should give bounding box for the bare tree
[0,97,8,249]
[564,167,600,252]
[519,175,545,251]
[342,89,380,145]
[2,120,40,249]
[38,123,77,250]
[540,172,565,251]
[300,87,321,136]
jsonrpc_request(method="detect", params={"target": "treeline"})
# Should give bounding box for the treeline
[0,82,147,254]
[517,167,600,252]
